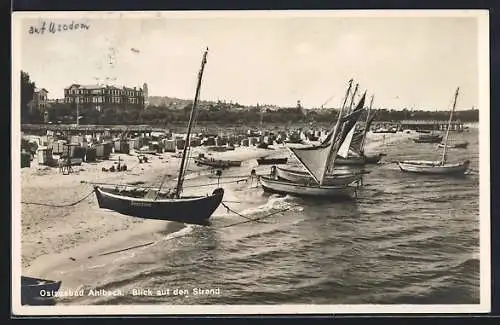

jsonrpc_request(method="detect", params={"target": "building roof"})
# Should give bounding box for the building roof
[80,84,102,89]
[65,83,142,90]
[34,88,49,93]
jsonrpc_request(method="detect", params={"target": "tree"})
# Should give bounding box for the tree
[20,71,36,123]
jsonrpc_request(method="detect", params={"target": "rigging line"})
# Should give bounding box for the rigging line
[180,93,203,190]
[207,173,266,179]
[21,189,96,207]
[220,202,269,223]
[182,178,248,188]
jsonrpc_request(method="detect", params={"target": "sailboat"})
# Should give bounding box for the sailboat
[274,166,364,186]
[260,79,366,198]
[333,84,367,166]
[350,95,386,164]
[94,48,224,226]
[413,133,443,144]
[316,92,382,166]
[436,141,469,149]
[275,83,367,186]
[413,119,443,143]
[397,87,470,175]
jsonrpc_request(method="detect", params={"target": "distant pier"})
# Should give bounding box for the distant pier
[378,120,465,132]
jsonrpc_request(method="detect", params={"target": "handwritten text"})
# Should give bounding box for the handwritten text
[28,21,90,35]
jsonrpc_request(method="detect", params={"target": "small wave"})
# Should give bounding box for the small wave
[159,224,194,241]
[238,194,302,216]
[112,252,137,264]
[242,228,290,241]
[421,191,476,203]
[386,283,479,304]
[86,263,107,270]
[451,258,480,274]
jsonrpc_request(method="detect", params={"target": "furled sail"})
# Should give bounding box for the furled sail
[349,111,376,155]
[325,93,367,171]
[333,92,366,149]
[321,93,367,147]
[348,130,364,155]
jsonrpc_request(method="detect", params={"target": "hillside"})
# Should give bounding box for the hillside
[147,96,257,111]
[147,96,194,108]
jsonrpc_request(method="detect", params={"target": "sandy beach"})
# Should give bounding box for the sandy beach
[19,131,411,280]
[20,144,278,272]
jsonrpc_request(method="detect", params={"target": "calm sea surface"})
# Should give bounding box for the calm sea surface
[58,129,480,305]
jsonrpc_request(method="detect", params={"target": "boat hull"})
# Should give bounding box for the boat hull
[259,176,356,199]
[437,142,469,149]
[335,155,366,165]
[21,276,62,306]
[276,167,361,186]
[364,153,386,164]
[397,160,470,174]
[94,187,224,226]
[373,130,397,134]
[194,158,241,168]
[257,157,288,165]
[413,135,443,143]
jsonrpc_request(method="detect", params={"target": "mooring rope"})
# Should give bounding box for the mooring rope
[20,189,96,207]
[20,177,250,207]
[182,178,248,188]
[84,202,298,260]
[20,175,298,261]
[220,201,270,224]
[217,205,296,229]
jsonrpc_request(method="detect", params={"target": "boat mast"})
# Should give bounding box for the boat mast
[259,104,263,134]
[319,79,353,185]
[360,95,374,155]
[175,48,209,198]
[440,87,459,165]
[348,83,359,113]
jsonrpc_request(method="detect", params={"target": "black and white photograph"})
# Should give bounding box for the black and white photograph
[12,10,490,315]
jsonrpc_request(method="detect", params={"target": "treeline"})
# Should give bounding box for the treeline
[19,69,478,125]
[24,102,479,126]
[29,103,310,125]
[21,71,40,123]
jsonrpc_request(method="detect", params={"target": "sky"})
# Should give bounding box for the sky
[16,11,486,110]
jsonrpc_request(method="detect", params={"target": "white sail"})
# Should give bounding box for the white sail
[288,144,332,184]
[337,126,356,158]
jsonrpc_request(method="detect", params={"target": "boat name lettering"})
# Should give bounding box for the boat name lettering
[131,201,153,207]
